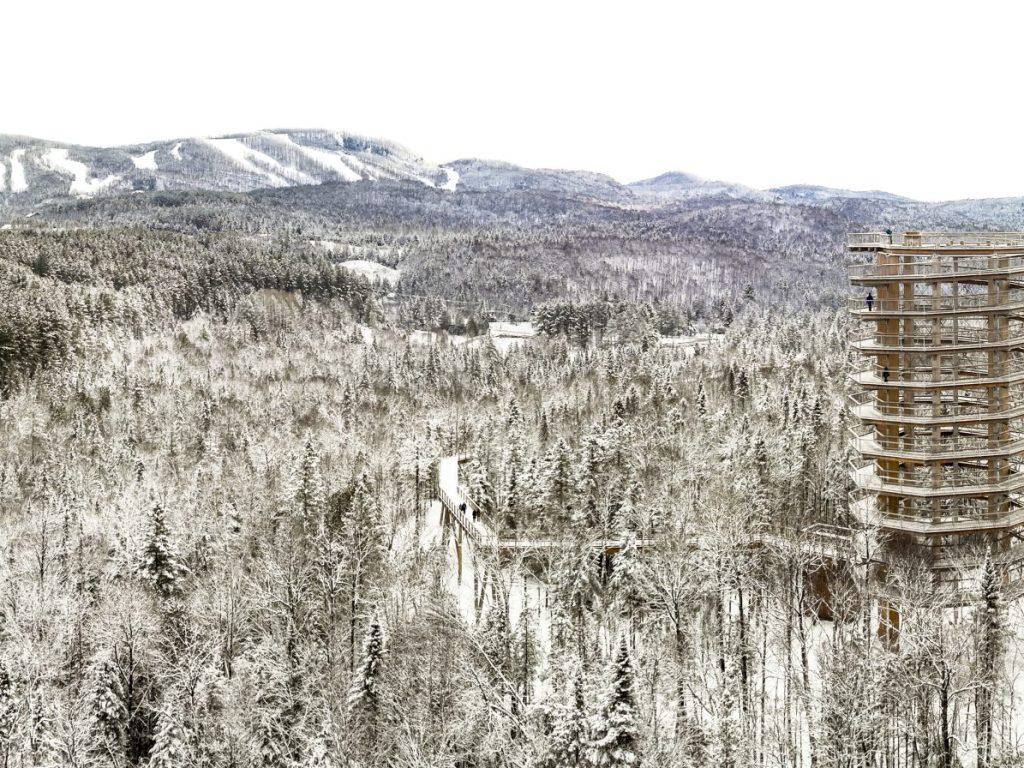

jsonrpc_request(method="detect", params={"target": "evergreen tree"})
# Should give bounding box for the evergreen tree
[465,458,495,515]
[298,438,327,525]
[976,556,1005,768]
[478,598,512,687]
[544,439,574,511]
[149,702,187,768]
[86,654,128,761]
[251,653,298,768]
[141,502,188,598]
[609,537,649,630]
[541,665,589,768]
[348,617,385,734]
[512,605,540,706]
[589,637,641,767]
[712,673,740,768]
[695,380,707,417]
[0,661,15,765]
[305,734,337,768]
[342,473,387,672]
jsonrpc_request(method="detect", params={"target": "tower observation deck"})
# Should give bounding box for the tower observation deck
[848,231,1024,574]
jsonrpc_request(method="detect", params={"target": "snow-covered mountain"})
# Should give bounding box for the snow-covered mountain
[6,128,1024,233]
[628,171,769,202]
[0,130,457,203]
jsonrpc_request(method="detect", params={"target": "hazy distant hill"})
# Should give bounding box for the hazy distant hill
[629,171,768,202]
[446,158,630,201]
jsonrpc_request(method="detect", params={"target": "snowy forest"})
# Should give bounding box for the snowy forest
[1,203,1022,768]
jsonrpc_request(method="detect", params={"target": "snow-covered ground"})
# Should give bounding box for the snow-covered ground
[485,321,537,355]
[408,330,438,345]
[170,142,183,161]
[339,259,400,286]
[131,150,158,170]
[659,332,721,356]
[40,148,120,196]
[495,336,529,355]
[659,332,718,347]
[313,239,344,253]
[407,330,472,347]
[9,150,27,193]
[489,321,536,338]
[200,138,317,187]
[441,167,460,192]
[355,324,376,345]
[268,133,361,182]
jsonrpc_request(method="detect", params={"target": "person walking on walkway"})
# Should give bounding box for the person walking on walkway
[882,365,890,383]
[866,292,874,311]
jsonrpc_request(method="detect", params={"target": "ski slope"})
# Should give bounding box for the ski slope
[41,148,119,196]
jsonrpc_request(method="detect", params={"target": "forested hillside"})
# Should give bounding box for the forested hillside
[1,212,1022,768]
[3,136,1024,767]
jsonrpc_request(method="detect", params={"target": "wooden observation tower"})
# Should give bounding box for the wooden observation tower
[849,232,1024,581]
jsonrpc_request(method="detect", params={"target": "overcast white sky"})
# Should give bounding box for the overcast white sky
[6,0,1023,200]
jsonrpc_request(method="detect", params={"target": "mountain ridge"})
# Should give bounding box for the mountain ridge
[4,128,1023,210]
[5,129,1024,235]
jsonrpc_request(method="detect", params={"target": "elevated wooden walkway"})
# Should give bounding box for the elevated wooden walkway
[436,455,856,561]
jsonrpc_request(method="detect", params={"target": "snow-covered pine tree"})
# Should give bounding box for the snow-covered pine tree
[86,654,128,760]
[512,603,539,706]
[305,733,337,768]
[348,617,384,715]
[976,556,1005,768]
[342,473,387,670]
[543,439,574,512]
[149,701,187,768]
[695,380,707,418]
[465,458,495,516]
[589,636,642,767]
[250,653,297,767]
[0,660,14,764]
[541,664,589,768]
[712,672,740,768]
[298,437,326,526]
[609,536,649,634]
[141,502,188,599]
[347,617,385,755]
[478,596,512,687]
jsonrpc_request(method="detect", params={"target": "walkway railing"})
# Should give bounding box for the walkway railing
[438,480,497,548]
[847,293,1024,314]
[851,360,1024,387]
[851,463,1024,495]
[850,329,1024,347]
[849,232,1024,249]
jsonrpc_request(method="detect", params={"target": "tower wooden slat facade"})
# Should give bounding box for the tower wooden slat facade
[849,232,1024,576]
